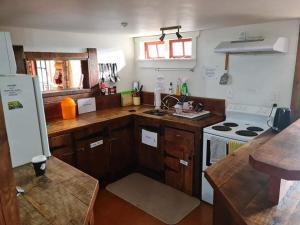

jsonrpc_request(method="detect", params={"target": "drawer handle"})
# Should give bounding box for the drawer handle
[179,159,188,166]
[176,134,181,137]
[90,140,104,149]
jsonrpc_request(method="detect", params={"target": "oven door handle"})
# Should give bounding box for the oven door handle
[206,140,212,167]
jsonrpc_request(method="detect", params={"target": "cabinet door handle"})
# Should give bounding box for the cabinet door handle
[179,159,189,166]
[90,140,104,149]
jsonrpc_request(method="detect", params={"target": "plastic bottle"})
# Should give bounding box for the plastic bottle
[181,78,189,96]
[169,82,173,94]
[61,97,76,120]
[176,78,181,96]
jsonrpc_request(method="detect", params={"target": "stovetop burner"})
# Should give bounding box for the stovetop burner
[247,126,264,132]
[236,130,258,137]
[212,125,232,131]
[223,122,239,127]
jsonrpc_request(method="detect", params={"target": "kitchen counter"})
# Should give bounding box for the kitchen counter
[14,157,99,225]
[47,105,225,137]
[205,127,300,225]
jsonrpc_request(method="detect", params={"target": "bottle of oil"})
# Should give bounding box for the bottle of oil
[176,78,181,95]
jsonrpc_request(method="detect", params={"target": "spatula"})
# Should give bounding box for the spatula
[219,53,230,85]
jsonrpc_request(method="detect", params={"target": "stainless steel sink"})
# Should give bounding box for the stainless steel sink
[144,110,168,116]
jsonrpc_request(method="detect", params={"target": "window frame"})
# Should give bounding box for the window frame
[169,38,192,59]
[144,41,166,60]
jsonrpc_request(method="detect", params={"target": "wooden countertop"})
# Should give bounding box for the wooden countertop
[205,129,300,225]
[14,157,99,225]
[47,106,225,137]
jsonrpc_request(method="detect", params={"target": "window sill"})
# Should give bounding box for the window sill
[42,88,92,98]
[137,58,197,70]
[137,58,195,62]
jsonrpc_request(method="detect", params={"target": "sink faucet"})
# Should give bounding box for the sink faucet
[162,95,180,110]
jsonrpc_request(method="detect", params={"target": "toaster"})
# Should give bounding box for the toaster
[272,107,291,132]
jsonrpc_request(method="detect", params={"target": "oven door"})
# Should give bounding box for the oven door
[201,132,245,204]
[202,132,246,171]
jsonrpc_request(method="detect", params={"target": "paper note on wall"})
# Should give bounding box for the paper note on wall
[142,129,158,148]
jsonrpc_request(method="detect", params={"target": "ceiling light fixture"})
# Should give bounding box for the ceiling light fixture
[159,31,166,41]
[159,25,182,41]
[176,27,182,39]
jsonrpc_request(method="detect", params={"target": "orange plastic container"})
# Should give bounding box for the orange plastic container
[61,97,76,120]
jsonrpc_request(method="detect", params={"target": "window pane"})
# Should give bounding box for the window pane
[172,42,184,57]
[41,60,46,68]
[157,44,165,58]
[184,41,192,56]
[148,45,158,58]
[37,68,42,76]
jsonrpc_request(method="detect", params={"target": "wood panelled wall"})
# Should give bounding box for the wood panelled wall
[12,47,99,90]
[141,92,226,116]
[0,95,20,225]
[291,30,300,121]
[43,91,93,121]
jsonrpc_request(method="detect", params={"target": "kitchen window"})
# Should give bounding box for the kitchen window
[144,41,166,59]
[27,59,83,91]
[169,38,192,59]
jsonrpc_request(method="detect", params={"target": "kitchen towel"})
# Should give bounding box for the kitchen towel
[210,137,227,164]
[228,141,244,155]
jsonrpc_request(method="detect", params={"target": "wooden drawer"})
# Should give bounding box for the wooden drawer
[165,169,183,190]
[51,147,76,166]
[49,133,73,148]
[164,156,180,172]
[164,127,194,155]
[75,136,105,150]
[74,125,106,140]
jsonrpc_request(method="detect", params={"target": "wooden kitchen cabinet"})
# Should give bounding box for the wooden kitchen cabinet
[164,127,195,195]
[74,126,110,182]
[135,117,164,179]
[109,120,135,181]
[48,133,76,166]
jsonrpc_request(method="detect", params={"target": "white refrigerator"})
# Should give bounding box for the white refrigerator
[0,74,51,168]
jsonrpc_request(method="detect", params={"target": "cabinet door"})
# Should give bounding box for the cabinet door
[75,136,109,180]
[109,124,134,181]
[137,126,163,173]
[164,127,195,195]
[49,133,76,166]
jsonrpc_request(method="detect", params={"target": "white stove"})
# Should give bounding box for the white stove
[203,119,269,142]
[201,104,272,204]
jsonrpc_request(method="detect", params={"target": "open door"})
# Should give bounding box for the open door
[0,94,20,225]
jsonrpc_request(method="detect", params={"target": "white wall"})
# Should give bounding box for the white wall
[135,20,300,107]
[0,26,135,92]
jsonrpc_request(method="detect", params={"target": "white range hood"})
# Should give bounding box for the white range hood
[215,37,288,54]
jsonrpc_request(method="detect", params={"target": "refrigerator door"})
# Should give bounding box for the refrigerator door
[0,32,16,74]
[0,75,48,167]
[32,77,51,158]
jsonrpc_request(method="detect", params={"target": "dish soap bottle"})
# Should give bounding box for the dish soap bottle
[181,78,189,96]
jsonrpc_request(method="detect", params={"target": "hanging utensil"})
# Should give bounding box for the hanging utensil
[114,63,120,81]
[219,53,230,85]
[102,64,107,81]
[108,63,116,83]
[99,64,105,82]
